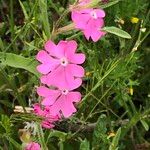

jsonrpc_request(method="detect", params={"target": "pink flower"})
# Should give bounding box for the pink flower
[37,86,81,118]
[33,103,60,128]
[71,8,106,42]
[36,40,85,89]
[78,0,91,5]
[25,142,41,150]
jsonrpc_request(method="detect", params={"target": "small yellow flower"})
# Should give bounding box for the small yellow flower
[131,17,139,24]
[129,88,134,95]
[85,72,91,77]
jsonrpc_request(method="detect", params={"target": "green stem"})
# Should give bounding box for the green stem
[4,0,38,52]
[10,0,16,50]
[37,124,48,150]
[39,0,51,39]
[49,0,60,15]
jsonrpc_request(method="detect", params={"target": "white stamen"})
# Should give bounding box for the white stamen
[61,89,69,95]
[90,11,97,19]
[60,57,68,66]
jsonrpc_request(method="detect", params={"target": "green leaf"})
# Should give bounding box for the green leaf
[80,139,90,150]
[121,113,140,138]
[103,27,132,39]
[0,52,40,77]
[0,38,4,50]
[141,120,149,131]
[0,115,11,134]
[47,130,67,141]
[109,128,121,150]
[39,0,51,39]
[92,114,109,149]
[37,124,48,150]
[5,136,22,149]
[19,0,29,20]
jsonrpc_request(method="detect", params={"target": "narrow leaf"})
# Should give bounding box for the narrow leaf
[37,124,48,150]
[103,26,132,39]
[141,120,149,131]
[0,38,4,50]
[19,0,29,20]
[109,128,121,150]
[39,0,51,39]
[6,137,22,149]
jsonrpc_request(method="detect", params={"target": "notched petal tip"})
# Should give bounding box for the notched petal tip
[44,40,56,53]
[95,9,106,18]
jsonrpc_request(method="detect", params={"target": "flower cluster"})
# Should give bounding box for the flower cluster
[34,40,85,128]
[33,103,60,128]
[33,0,107,129]
[71,0,106,42]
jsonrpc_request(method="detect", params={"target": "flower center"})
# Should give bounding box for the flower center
[60,57,68,66]
[90,11,97,19]
[61,89,69,95]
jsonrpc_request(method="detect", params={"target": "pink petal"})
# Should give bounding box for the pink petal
[43,66,64,87]
[60,92,81,117]
[42,96,58,106]
[91,30,106,42]
[37,61,60,75]
[33,103,43,115]
[41,90,61,106]
[64,41,85,64]
[25,142,41,150]
[45,40,64,58]
[36,50,51,63]
[55,40,67,57]
[95,9,105,18]
[65,40,77,57]
[50,95,63,116]
[44,40,56,53]
[68,91,81,102]
[60,66,82,90]
[36,50,60,74]
[68,53,85,64]
[80,8,93,14]
[61,99,77,118]
[71,11,90,29]
[50,95,76,118]
[83,20,93,40]
[44,66,82,90]
[93,19,104,28]
[37,86,60,97]
[83,19,105,42]
[42,121,54,129]
[40,75,47,84]
[66,64,85,77]
[50,91,81,118]
[65,71,82,90]
[36,64,52,74]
